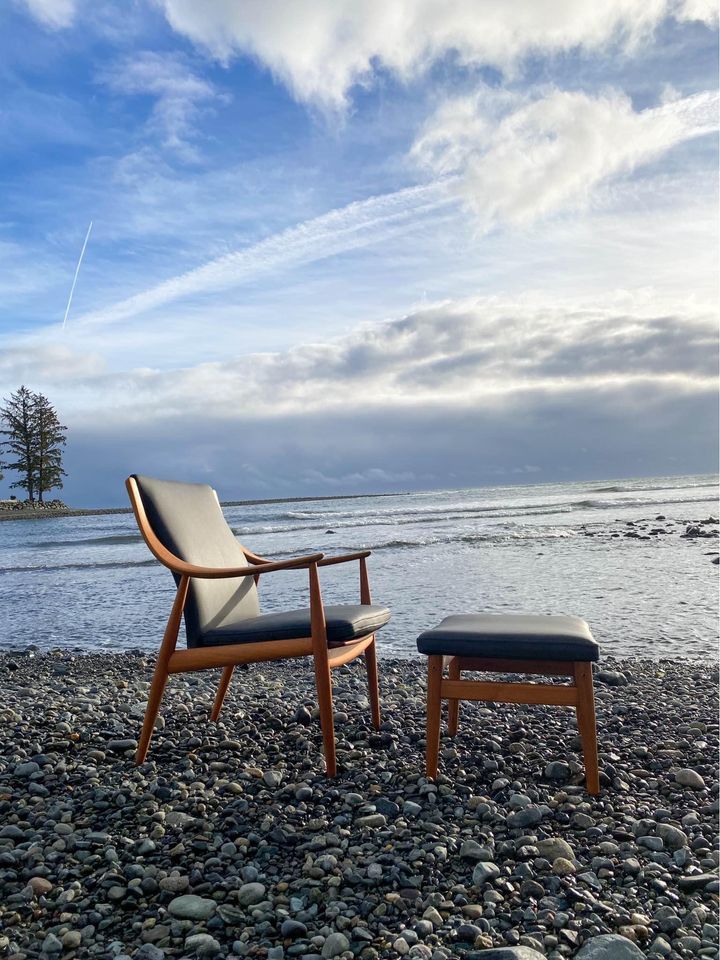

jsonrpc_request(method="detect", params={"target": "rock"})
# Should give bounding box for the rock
[106,739,138,752]
[238,882,266,906]
[552,857,576,876]
[281,919,308,939]
[675,768,705,789]
[575,934,647,958]
[41,933,63,954]
[536,837,576,862]
[28,876,53,895]
[185,933,222,956]
[167,894,217,920]
[321,932,350,958]
[507,805,543,829]
[545,760,571,781]
[463,949,546,959]
[263,769,282,787]
[61,931,82,949]
[596,670,628,686]
[356,813,386,828]
[422,906,443,927]
[678,873,717,892]
[460,839,494,860]
[656,823,688,849]
[472,862,500,885]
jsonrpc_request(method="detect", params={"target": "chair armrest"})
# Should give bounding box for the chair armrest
[162,552,324,579]
[317,550,371,567]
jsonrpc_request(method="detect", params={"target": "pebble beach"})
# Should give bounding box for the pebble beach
[1,650,717,960]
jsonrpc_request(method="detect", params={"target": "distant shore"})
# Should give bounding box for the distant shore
[0,491,400,523]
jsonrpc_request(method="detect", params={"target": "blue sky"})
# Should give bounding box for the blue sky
[0,0,718,505]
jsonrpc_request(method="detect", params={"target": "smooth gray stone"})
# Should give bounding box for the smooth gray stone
[575,934,646,959]
[167,894,217,920]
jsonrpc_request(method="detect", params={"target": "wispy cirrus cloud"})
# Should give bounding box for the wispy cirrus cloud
[72,179,456,329]
[98,51,221,155]
[156,0,718,110]
[411,88,719,227]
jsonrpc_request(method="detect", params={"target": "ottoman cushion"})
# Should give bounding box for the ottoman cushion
[417,614,599,662]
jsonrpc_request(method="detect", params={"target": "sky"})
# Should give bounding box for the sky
[0,0,718,506]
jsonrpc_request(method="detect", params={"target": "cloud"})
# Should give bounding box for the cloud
[19,0,75,29]
[72,179,455,329]
[98,51,220,154]
[155,0,718,110]
[4,296,715,502]
[10,295,716,421]
[411,88,718,227]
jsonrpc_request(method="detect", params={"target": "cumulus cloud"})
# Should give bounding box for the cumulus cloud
[411,88,719,227]
[20,0,75,29]
[155,0,717,110]
[98,51,220,154]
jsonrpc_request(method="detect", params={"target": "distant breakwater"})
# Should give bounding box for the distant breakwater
[0,491,400,523]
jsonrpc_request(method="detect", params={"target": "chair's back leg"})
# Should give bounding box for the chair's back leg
[211,665,235,722]
[136,575,188,765]
[425,655,443,779]
[574,661,600,795]
[309,562,336,776]
[364,636,381,729]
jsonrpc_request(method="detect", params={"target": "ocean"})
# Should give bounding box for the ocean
[1,474,717,661]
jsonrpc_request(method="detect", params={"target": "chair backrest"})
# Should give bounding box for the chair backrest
[130,475,260,647]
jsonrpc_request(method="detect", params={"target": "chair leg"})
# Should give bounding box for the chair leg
[313,656,337,777]
[447,657,460,736]
[211,665,235,722]
[364,636,381,730]
[136,662,169,765]
[574,661,600,795]
[426,655,443,779]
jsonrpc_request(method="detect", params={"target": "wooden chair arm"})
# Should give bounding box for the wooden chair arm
[317,550,372,567]
[164,552,324,579]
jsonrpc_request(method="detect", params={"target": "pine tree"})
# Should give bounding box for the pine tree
[33,393,67,502]
[0,385,37,501]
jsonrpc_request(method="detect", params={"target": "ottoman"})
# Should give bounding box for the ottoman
[417,614,600,794]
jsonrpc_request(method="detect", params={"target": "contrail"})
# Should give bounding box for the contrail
[62,220,93,330]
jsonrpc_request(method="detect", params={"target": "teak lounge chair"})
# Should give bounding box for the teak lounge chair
[126,475,390,775]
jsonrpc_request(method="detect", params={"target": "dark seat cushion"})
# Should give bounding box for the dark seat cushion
[417,614,598,662]
[200,604,391,648]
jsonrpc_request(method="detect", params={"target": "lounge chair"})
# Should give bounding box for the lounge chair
[126,475,390,775]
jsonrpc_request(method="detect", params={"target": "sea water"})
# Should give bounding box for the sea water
[1,474,717,660]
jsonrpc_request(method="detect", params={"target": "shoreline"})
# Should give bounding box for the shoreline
[1,650,717,959]
[0,491,402,523]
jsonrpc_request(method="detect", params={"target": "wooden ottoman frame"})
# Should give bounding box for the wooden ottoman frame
[425,654,600,795]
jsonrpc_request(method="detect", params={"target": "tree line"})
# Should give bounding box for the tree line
[0,386,67,503]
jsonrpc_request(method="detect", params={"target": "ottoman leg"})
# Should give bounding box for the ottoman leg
[426,655,443,779]
[574,661,600,795]
[447,656,460,736]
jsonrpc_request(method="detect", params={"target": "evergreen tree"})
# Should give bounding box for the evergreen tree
[0,385,37,501]
[33,393,67,502]
[0,387,68,502]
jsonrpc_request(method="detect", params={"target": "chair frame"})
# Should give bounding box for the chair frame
[126,476,382,775]
[425,655,600,794]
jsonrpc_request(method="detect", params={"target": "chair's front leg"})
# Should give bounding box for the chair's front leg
[447,656,461,736]
[136,575,188,764]
[309,563,336,776]
[426,655,443,778]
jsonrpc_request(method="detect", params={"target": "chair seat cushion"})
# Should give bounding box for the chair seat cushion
[416,614,598,662]
[199,604,391,648]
